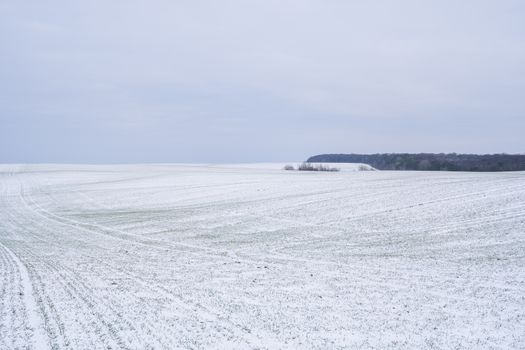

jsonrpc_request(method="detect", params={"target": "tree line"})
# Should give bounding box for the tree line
[307,153,525,171]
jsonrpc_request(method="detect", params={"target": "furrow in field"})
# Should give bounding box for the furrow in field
[21,173,525,308]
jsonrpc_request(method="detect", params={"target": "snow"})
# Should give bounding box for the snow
[1,164,524,349]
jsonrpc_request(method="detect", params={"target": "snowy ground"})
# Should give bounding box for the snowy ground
[1,164,524,349]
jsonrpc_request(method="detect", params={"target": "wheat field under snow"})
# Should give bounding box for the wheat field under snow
[1,164,524,350]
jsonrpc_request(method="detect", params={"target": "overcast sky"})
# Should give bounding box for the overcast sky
[1,0,524,163]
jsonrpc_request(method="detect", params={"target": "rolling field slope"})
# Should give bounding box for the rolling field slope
[1,164,524,349]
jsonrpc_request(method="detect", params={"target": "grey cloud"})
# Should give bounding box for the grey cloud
[1,0,524,162]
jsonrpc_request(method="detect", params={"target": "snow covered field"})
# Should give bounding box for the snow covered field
[1,164,524,349]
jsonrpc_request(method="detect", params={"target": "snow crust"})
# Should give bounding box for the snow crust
[1,164,524,349]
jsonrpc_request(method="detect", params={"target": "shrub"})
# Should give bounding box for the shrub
[297,162,316,171]
[297,162,340,172]
[283,164,295,171]
[358,164,374,171]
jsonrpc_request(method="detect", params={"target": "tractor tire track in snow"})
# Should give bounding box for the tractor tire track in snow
[0,243,50,350]
[4,172,287,349]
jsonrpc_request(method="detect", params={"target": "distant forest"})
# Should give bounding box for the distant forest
[307,153,525,171]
